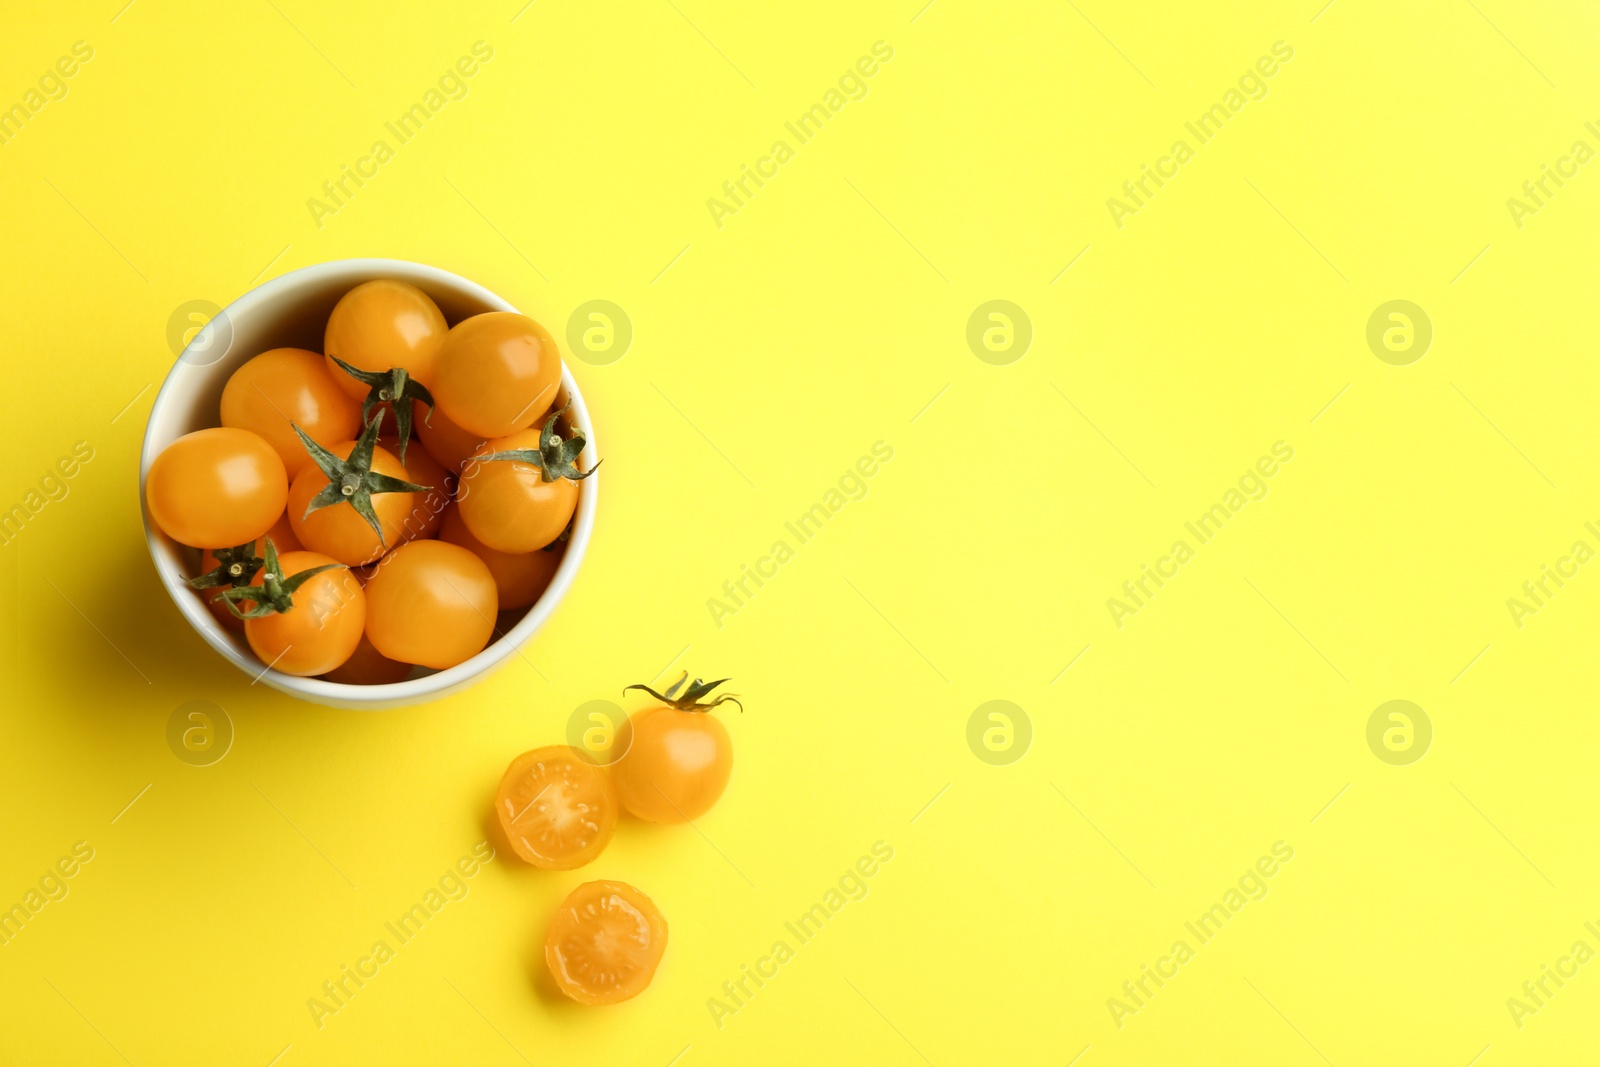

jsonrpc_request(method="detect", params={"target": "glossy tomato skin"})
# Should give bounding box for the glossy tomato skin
[220,348,360,479]
[321,634,412,685]
[146,427,288,548]
[324,280,447,400]
[613,707,733,823]
[379,435,451,543]
[439,506,558,610]
[199,511,301,633]
[456,429,578,553]
[243,551,364,676]
[413,398,487,474]
[286,440,422,565]
[363,540,497,668]
[545,881,668,1006]
[432,312,561,438]
[494,746,617,870]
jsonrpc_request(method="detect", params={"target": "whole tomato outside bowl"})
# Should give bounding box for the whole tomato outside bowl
[138,259,597,709]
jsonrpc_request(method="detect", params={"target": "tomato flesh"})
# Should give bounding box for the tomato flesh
[495,746,617,869]
[545,881,667,1005]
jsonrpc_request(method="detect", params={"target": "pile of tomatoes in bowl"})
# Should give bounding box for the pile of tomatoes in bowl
[143,279,596,684]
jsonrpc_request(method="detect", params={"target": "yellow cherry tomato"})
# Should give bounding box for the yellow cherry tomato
[220,348,360,480]
[146,427,287,548]
[324,280,447,401]
[614,706,734,823]
[363,540,497,668]
[439,506,559,610]
[432,312,562,438]
[321,635,412,685]
[457,429,579,554]
[287,440,423,566]
[242,550,365,676]
[379,434,450,543]
[413,398,487,474]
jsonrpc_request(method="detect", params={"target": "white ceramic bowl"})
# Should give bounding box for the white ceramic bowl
[139,259,597,709]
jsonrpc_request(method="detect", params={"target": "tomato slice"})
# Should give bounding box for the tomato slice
[545,881,667,1005]
[495,747,617,870]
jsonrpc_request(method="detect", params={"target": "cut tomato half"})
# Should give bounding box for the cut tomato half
[545,880,667,1005]
[494,746,617,870]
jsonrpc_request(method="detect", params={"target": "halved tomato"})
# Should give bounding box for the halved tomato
[545,881,668,1006]
[494,746,616,870]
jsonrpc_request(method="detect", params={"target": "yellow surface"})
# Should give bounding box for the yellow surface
[3,1,1600,1063]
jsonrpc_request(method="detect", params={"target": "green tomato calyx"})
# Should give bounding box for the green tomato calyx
[624,672,742,713]
[327,355,434,465]
[187,541,263,591]
[479,403,599,485]
[291,408,431,547]
[216,537,345,619]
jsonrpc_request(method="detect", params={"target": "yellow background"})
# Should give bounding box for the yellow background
[4,0,1600,1063]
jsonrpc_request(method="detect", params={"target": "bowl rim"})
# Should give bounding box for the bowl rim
[139,257,596,709]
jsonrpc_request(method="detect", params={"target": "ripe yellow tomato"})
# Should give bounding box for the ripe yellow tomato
[363,540,497,668]
[146,427,287,548]
[432,312,561,438]
[287,440,423,565]
[198,511,300,633]
[220,348,360,479]
[379,434,450,542]
[242,550,364,676]
[545,881,667,1005]
[457,429,579,553]
[614,706,734,822]
[321,634,412,685]
[439,506,558,610]
[324,280,447,401]
[413,398,487,473]
[494,746,617,869]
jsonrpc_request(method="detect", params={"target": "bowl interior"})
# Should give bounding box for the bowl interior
[140,259,596,709]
